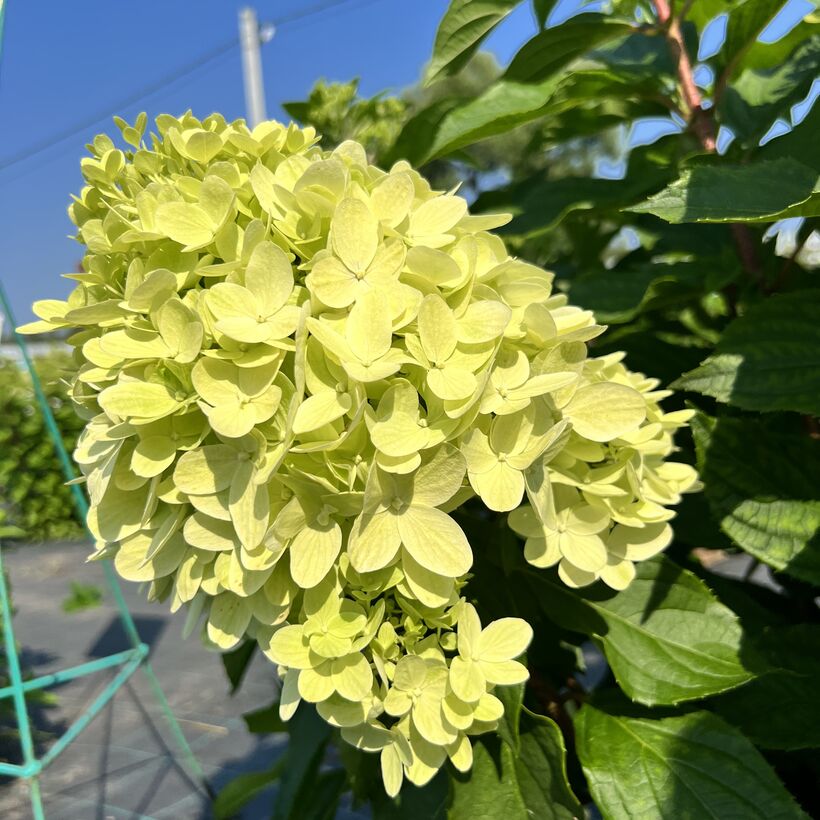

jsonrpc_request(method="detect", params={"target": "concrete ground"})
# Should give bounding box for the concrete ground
[0,540,287,820]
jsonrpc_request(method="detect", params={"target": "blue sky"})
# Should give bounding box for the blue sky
[0,0,814,320]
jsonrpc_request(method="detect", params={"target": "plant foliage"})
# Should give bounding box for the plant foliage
[21,0,820,815]
[0,351,85,542]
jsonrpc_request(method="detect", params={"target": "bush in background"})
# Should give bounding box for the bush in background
[0,349,84,543]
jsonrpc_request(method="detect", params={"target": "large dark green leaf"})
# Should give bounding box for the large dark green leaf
[213,759,286,820]
[525,556,760,706]
[715,624,820,750]
[686,0,739,30]
[504,15,634,83]
[757,100,820,171]
[514,710,582,818]
[477,176,640,236]
[244,700,287,734]
[691,413,820,586]
[737,12,819,72]
[593,328,712,394]
[272,704,332,820]
[629,158,819,223]
[587,30,675,79]
[425,0,523,85]
[674,290,820,415]
[385,98,461,166]
[221,639,256,694]
[575,704,808,820]
[532,0,557,29]
[475,140,674,236]
[715,0,785,79]
[568,263,705,324]
[424,76,564,160]
[449,710,582,819]
[495,680,525,752]
[539,95,669,143]
[297,770,347,820]
[391,64,670,169]
[373,771,449,820]
[719,36,820,142]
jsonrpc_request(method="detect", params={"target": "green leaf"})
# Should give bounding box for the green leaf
[272,703,332,820]
[385,98,461,166]
[495,679,524,752]
[532,0,557,29]
[691,413,820,586]
[592,329,711,395]
[685,0,735,30]
[424,76,564,161]
[505,15,634,83]
[719,35,820,143]
[714,625,820,750]
[449,710,582,819]
[221,638,256,694]
[757,99,820,172]
[587,29,675,78]
[474,138,674,237]
[575,704,808,820]
[477,175,652,237]
[715,0,785,79]
[213,759,285,820]
[244,701,287,734]
[373,771,449,820]
[674,290,820,415]
[294,769,347,820]
[281,100,310,123]
[717,0,783,72]
[425,0,523,85]
[736,12,819,72]
[515,709,582,818]
[569,264,704,324]
[450,739,528,820]
[524,556,759,706]
[628,158,819,223]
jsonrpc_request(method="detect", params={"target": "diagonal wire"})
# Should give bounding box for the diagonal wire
[0,47,236,186]
[0,36,238,175]
[0,0,391,178]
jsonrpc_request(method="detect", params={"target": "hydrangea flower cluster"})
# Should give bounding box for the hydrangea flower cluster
[21,113,699,793]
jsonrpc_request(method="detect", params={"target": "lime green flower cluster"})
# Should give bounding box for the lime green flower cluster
[20,113,698,793]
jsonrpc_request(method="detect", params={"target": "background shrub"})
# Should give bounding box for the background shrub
[0,349,84,543]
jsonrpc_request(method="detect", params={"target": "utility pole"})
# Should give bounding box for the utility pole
[238,7,273,128]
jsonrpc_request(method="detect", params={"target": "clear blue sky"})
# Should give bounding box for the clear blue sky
[0,0,813,320]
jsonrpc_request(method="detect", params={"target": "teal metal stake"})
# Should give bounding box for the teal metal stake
[0,549,44,820]
[0,280,208,817]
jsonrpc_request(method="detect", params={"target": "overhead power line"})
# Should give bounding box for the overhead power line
[0,37,238,174]
[0,0,388,177]
[275,0,384,27]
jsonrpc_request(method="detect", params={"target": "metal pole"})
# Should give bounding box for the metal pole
[239,6,267,128]
[0,548,45,819]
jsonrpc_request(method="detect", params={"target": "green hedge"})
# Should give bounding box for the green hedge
[0,349,85,542]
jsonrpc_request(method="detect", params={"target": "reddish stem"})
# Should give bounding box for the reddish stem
[653,0,716,151]
[652,0,762,284]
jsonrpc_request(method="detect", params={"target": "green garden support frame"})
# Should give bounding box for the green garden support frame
[0,282,208,819]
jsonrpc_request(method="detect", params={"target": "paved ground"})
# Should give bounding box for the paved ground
[0,541,287,820]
